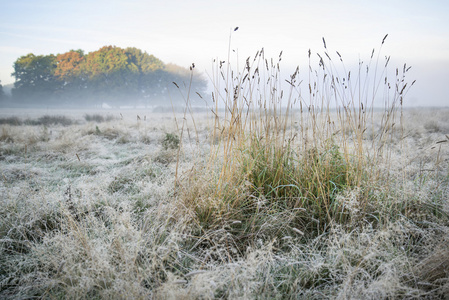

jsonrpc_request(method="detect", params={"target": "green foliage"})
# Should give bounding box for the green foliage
[12,53,58,103]
[78,46,137,105]
[243,138,351,213]
[187,137,356,240]
[125,47,164,73]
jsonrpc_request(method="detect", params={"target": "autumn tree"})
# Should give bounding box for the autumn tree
[12,54,58,103]
[125,47,164,73]
[55,49,85,79]
[80,46,139,106]
[10,46,208,107]
[54,50,86,103]
[124,47,165,105]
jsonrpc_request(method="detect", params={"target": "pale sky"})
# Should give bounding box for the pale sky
[1,0,448,106]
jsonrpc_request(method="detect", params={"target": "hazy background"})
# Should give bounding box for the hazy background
[1,0,448,107]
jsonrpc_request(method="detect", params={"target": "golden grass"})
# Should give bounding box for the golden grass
[174,34,419,252]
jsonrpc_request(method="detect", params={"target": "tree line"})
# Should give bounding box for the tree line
[9,46,207,107]
[0,81,5,101]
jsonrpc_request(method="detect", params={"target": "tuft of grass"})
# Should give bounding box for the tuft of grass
[107,176,139,194]
[175,34,416,252]
[0,126,14,143]
[86,125,127,141]
[414,239,449,296]
[162,133,180,150]
[140,134,151,144]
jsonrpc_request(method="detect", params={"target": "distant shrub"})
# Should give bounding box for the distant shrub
[84,114,116,123]
[25,115,73,126]
[0,116,22,126]
[85,114,105,122]
[0,115,74,126]
[424,120,440,133]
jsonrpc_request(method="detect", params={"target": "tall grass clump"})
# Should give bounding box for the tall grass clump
[176,34,416,252]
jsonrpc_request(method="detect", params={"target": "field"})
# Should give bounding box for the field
[1,49,449,299]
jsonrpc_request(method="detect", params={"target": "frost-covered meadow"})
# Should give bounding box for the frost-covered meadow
[0,106,448,299]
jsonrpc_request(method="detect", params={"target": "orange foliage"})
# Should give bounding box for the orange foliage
[55,51,84,79]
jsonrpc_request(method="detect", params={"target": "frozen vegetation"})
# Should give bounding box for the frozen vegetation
[1,44,449,299]
[0,106,447,299]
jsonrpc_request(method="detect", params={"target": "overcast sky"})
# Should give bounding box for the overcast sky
[1,0,448,106]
